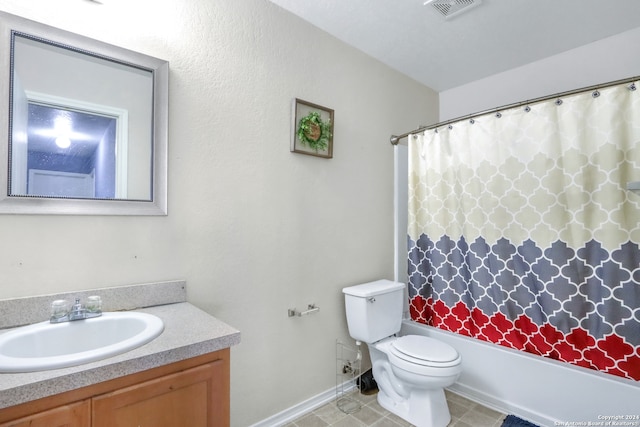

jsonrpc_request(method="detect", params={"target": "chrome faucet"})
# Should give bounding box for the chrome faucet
[50,296,102,323]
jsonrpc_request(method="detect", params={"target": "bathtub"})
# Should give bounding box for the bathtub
[401,320,640,427]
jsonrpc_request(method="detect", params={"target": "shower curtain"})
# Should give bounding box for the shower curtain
[407,80,640,381]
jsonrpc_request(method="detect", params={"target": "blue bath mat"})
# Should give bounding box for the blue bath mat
[502,415,539,427]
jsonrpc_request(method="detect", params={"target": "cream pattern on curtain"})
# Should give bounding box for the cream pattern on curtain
[408,80,640,381]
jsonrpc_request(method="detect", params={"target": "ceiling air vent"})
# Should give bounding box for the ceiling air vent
[424,0,482,19]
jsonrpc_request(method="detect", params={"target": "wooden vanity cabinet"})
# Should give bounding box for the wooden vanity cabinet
[0,348,230,427]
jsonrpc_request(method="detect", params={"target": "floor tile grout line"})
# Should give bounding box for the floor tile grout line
[290,391,507,427]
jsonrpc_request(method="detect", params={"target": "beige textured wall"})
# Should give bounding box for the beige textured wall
[0,1,438,425]
[439,27,640,121]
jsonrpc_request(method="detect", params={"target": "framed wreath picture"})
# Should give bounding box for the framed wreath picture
[291,98,334,159]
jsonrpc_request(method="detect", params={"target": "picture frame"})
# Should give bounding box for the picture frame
[291,98,334,159]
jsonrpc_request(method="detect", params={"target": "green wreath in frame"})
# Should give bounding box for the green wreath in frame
[297,111,332,152]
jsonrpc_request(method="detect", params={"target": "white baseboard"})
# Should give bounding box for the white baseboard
[249,383,355,427]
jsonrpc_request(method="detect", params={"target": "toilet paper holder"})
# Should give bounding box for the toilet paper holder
[288,304,320,317]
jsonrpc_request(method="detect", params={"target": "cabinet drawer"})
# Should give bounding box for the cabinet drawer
[0,400,90,427]
[92,360,227,427]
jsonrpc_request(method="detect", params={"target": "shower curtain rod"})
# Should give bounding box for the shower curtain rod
[389,75,639,145]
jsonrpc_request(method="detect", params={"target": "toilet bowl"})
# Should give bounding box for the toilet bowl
[370,335,461,427]
[389,335,462,379]
[343,280,462,427]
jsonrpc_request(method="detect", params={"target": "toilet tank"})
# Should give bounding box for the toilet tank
[342,280,405,343]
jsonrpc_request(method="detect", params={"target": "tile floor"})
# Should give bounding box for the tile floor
[286,390,507,427]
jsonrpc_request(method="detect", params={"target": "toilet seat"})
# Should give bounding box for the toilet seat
[390,335,461,368]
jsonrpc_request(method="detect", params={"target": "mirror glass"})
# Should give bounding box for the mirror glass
[11,34,153,201]
[0,12,168,215]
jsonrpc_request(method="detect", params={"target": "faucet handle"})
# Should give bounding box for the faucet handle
[85,296,102,313]
[50,299,70,321]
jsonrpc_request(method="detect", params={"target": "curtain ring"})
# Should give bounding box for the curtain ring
[524,106,531,112]
[555,99,563,106]
[629,83,637,91]
[469,119,475,124]
[495,112,502,118]
[592,90,600,98]
[448,125,453,130]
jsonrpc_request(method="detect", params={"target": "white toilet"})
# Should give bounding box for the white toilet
[343,280,462,427]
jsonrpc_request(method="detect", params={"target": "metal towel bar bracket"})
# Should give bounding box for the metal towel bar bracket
[288,304,320,317]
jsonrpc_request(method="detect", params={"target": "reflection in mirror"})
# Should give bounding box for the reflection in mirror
[11,33,152,201]
[23,103,117,199]
[0,11,168,215]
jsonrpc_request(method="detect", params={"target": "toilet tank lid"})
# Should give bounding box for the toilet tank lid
[342,280,405,297]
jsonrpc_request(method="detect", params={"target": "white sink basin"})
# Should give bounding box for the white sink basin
[0,312,164,373]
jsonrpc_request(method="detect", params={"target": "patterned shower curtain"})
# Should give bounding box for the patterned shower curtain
[407,80,640,381]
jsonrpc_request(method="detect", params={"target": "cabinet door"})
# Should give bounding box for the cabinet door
[92,360,228,427]
[0,400,90,427]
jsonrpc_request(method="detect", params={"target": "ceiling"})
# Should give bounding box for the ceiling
[267,0,640,91]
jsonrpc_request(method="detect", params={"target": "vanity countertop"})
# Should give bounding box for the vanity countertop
[0,297,240,409]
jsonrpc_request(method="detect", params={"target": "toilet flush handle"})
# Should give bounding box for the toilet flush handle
[368,297,376,303]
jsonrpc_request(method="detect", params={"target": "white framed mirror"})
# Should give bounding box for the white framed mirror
[0,12,168,215]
